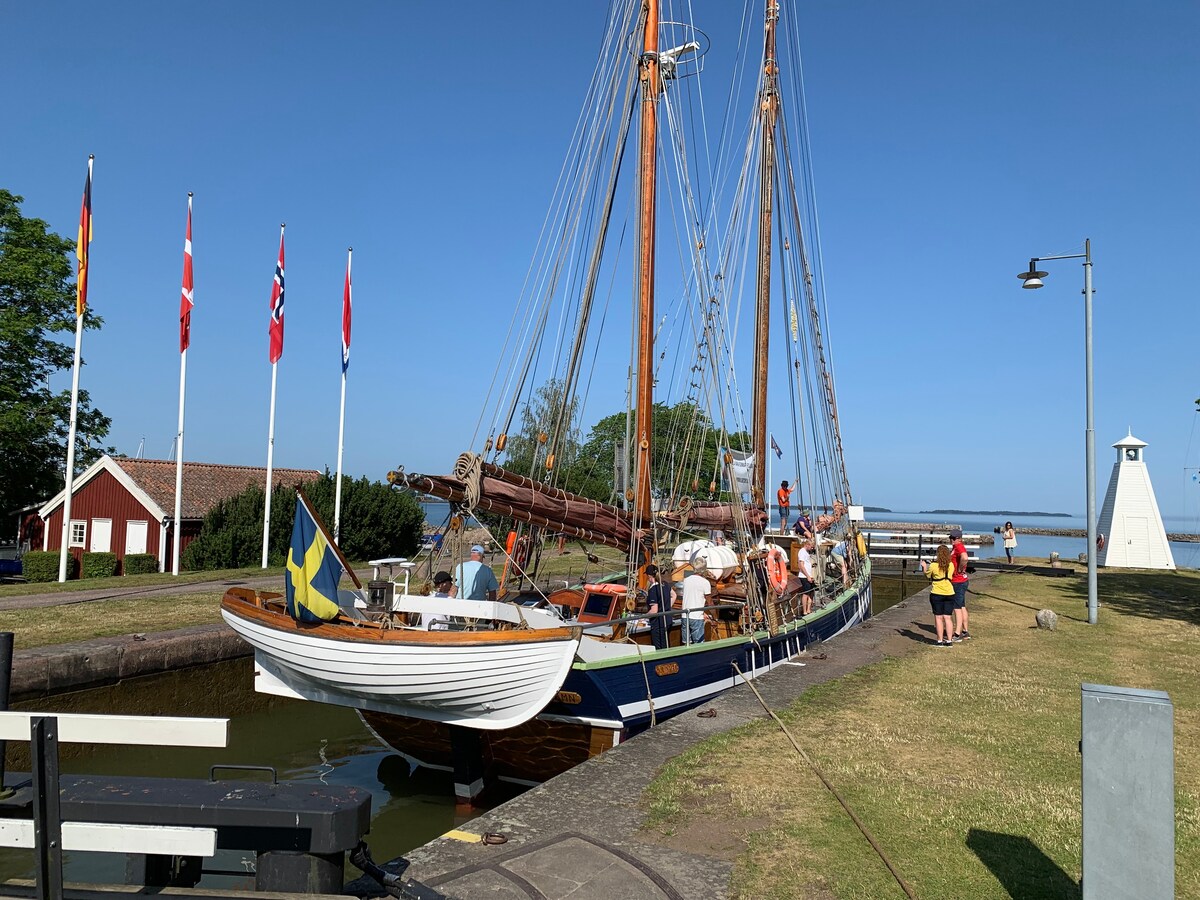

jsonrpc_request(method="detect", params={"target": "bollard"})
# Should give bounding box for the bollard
[0,632,12,798]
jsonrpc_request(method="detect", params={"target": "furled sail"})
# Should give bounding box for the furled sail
[398,453,636,551]
[657,497,769,533]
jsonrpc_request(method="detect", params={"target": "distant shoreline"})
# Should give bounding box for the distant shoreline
[919,509,1071,518]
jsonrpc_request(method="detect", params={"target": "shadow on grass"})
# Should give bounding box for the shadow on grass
[969,587,1088,623]
[966,829,1079,899]
[896,626,937,645]
[1052,569,1200,628]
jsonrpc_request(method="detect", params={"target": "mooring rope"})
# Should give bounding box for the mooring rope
[730,661,918,900]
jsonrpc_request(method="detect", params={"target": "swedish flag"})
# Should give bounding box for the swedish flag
[285,493,343,623]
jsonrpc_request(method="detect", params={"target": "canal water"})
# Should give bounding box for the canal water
[0,658,523,889]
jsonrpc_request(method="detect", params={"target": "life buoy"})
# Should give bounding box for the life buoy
[766,547,788,595]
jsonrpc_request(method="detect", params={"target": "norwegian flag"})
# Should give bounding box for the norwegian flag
[341,249,352,373]
[268,227,285,364]
[179,195,194,352]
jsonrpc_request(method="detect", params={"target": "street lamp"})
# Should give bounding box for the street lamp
[1018,238,1097,624]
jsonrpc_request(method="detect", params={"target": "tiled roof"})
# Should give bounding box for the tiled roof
[114,458,322,520]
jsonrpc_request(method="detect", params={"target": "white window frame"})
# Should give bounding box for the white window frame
[69,519,87,548]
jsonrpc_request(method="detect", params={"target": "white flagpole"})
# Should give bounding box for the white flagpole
[261,222,285,569]
[768,443,774,530]
[57,313,85,582]
[172,193,193,576]
[262,361,278,568]
[58,155,92,583]
[334,247,351,542]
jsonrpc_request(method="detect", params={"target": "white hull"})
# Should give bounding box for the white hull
[220,608,580,730]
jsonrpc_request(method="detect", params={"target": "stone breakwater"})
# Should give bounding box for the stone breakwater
[863,521,1200,544]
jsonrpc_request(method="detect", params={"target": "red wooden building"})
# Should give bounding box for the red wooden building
[38,456,321,573]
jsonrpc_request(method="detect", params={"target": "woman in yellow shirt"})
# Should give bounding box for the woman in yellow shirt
[922,544,958,647]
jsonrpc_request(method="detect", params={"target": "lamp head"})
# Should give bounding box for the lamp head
[1018,261,1048,289]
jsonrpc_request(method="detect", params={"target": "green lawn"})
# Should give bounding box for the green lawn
[643,567,1200,899]
[4,592,229,650]
[0,565,286,598]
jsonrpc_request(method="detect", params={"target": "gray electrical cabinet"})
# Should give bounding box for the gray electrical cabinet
[1081,683,1174,899]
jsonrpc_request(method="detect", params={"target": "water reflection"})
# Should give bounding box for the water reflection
[1,658,521,888]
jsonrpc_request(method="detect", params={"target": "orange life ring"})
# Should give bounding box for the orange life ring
[766,547,788,595]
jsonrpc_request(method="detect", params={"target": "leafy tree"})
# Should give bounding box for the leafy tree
[181,473,423,571]
[500,378,583,486]
[575,401,750,503]
[0,189,110,515]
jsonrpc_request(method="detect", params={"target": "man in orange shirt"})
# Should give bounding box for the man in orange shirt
[777,480,795,531]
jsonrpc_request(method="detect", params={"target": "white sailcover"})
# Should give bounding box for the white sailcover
[220,609,580,730]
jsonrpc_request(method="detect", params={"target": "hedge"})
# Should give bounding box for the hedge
[123,553,158,575]
[21,550,77,582]
[81,552,118,579]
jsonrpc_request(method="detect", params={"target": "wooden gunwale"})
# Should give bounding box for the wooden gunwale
[221,589,580,647]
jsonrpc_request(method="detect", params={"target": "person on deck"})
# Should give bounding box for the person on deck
[777,481,795,531]
[796,537,816,615]
[949,527,971,640]
[921,545,957,646]
[422,570,454,631]
[645,564,674,650]
[681,559,712,645]
[791,509,813,542]
[1002,522,1017,563]
[455,544,499,602]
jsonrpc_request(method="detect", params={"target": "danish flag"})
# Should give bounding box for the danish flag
[179,196,194,352]
[341,250,352,373]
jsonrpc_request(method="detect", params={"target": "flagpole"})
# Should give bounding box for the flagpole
[334,247,351,542]
[262,223,285,569]
[58,155,92,583]
[262,361,278,568]
[58,313,85,583]
[768,443,773,530]
[172,192,193,576]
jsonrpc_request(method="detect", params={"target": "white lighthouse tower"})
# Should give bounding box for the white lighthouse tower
[1095,432,1175,569]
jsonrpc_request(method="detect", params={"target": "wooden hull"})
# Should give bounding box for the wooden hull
[219,590,581,730]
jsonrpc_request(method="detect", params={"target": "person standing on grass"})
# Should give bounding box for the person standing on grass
[921,544,957,646]
[1002,522,1017,563]
[949,527,971,639]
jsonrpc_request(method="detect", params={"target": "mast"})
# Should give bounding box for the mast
[751,0,780,508]
[634,0,659,528]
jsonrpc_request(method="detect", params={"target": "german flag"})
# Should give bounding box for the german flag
[75,156,93,318]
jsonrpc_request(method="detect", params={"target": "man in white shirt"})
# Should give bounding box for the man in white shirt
[796,538,816,615]
[681,559,712,645]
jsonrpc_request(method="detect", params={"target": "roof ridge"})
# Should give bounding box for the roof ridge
[117,457,321,474]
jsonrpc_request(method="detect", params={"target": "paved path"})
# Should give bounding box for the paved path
[361,579,990,900]
[0,575,280,612]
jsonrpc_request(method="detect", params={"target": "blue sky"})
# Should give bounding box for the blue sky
[4,1,1198,522]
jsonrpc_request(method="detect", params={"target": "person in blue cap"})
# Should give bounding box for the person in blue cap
[455,544,499,602]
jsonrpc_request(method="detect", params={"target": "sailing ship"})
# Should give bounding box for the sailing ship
[222,0,871,801]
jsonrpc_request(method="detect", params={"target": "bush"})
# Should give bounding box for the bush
[182,472,424,571]
[81,552,118,578]
[123,553,158,575]
[21,550,75,582]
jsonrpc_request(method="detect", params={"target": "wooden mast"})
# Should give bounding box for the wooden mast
[635,0,660,528]
[751,0,780,508]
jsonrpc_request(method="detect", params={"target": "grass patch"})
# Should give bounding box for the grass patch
[5,592,229,649]
[0,566,286,598]
[643,567,1200,898]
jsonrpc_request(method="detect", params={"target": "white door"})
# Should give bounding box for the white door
[125,520,149,555]
[90,518,113,553]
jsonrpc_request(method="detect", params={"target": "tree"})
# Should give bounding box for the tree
[181,473,424,571]
[0,189,110,515]
[575,401,750,503]
[500,378,583,487]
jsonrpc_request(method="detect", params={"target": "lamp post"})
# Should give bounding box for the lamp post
[1018,239,1097,624]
